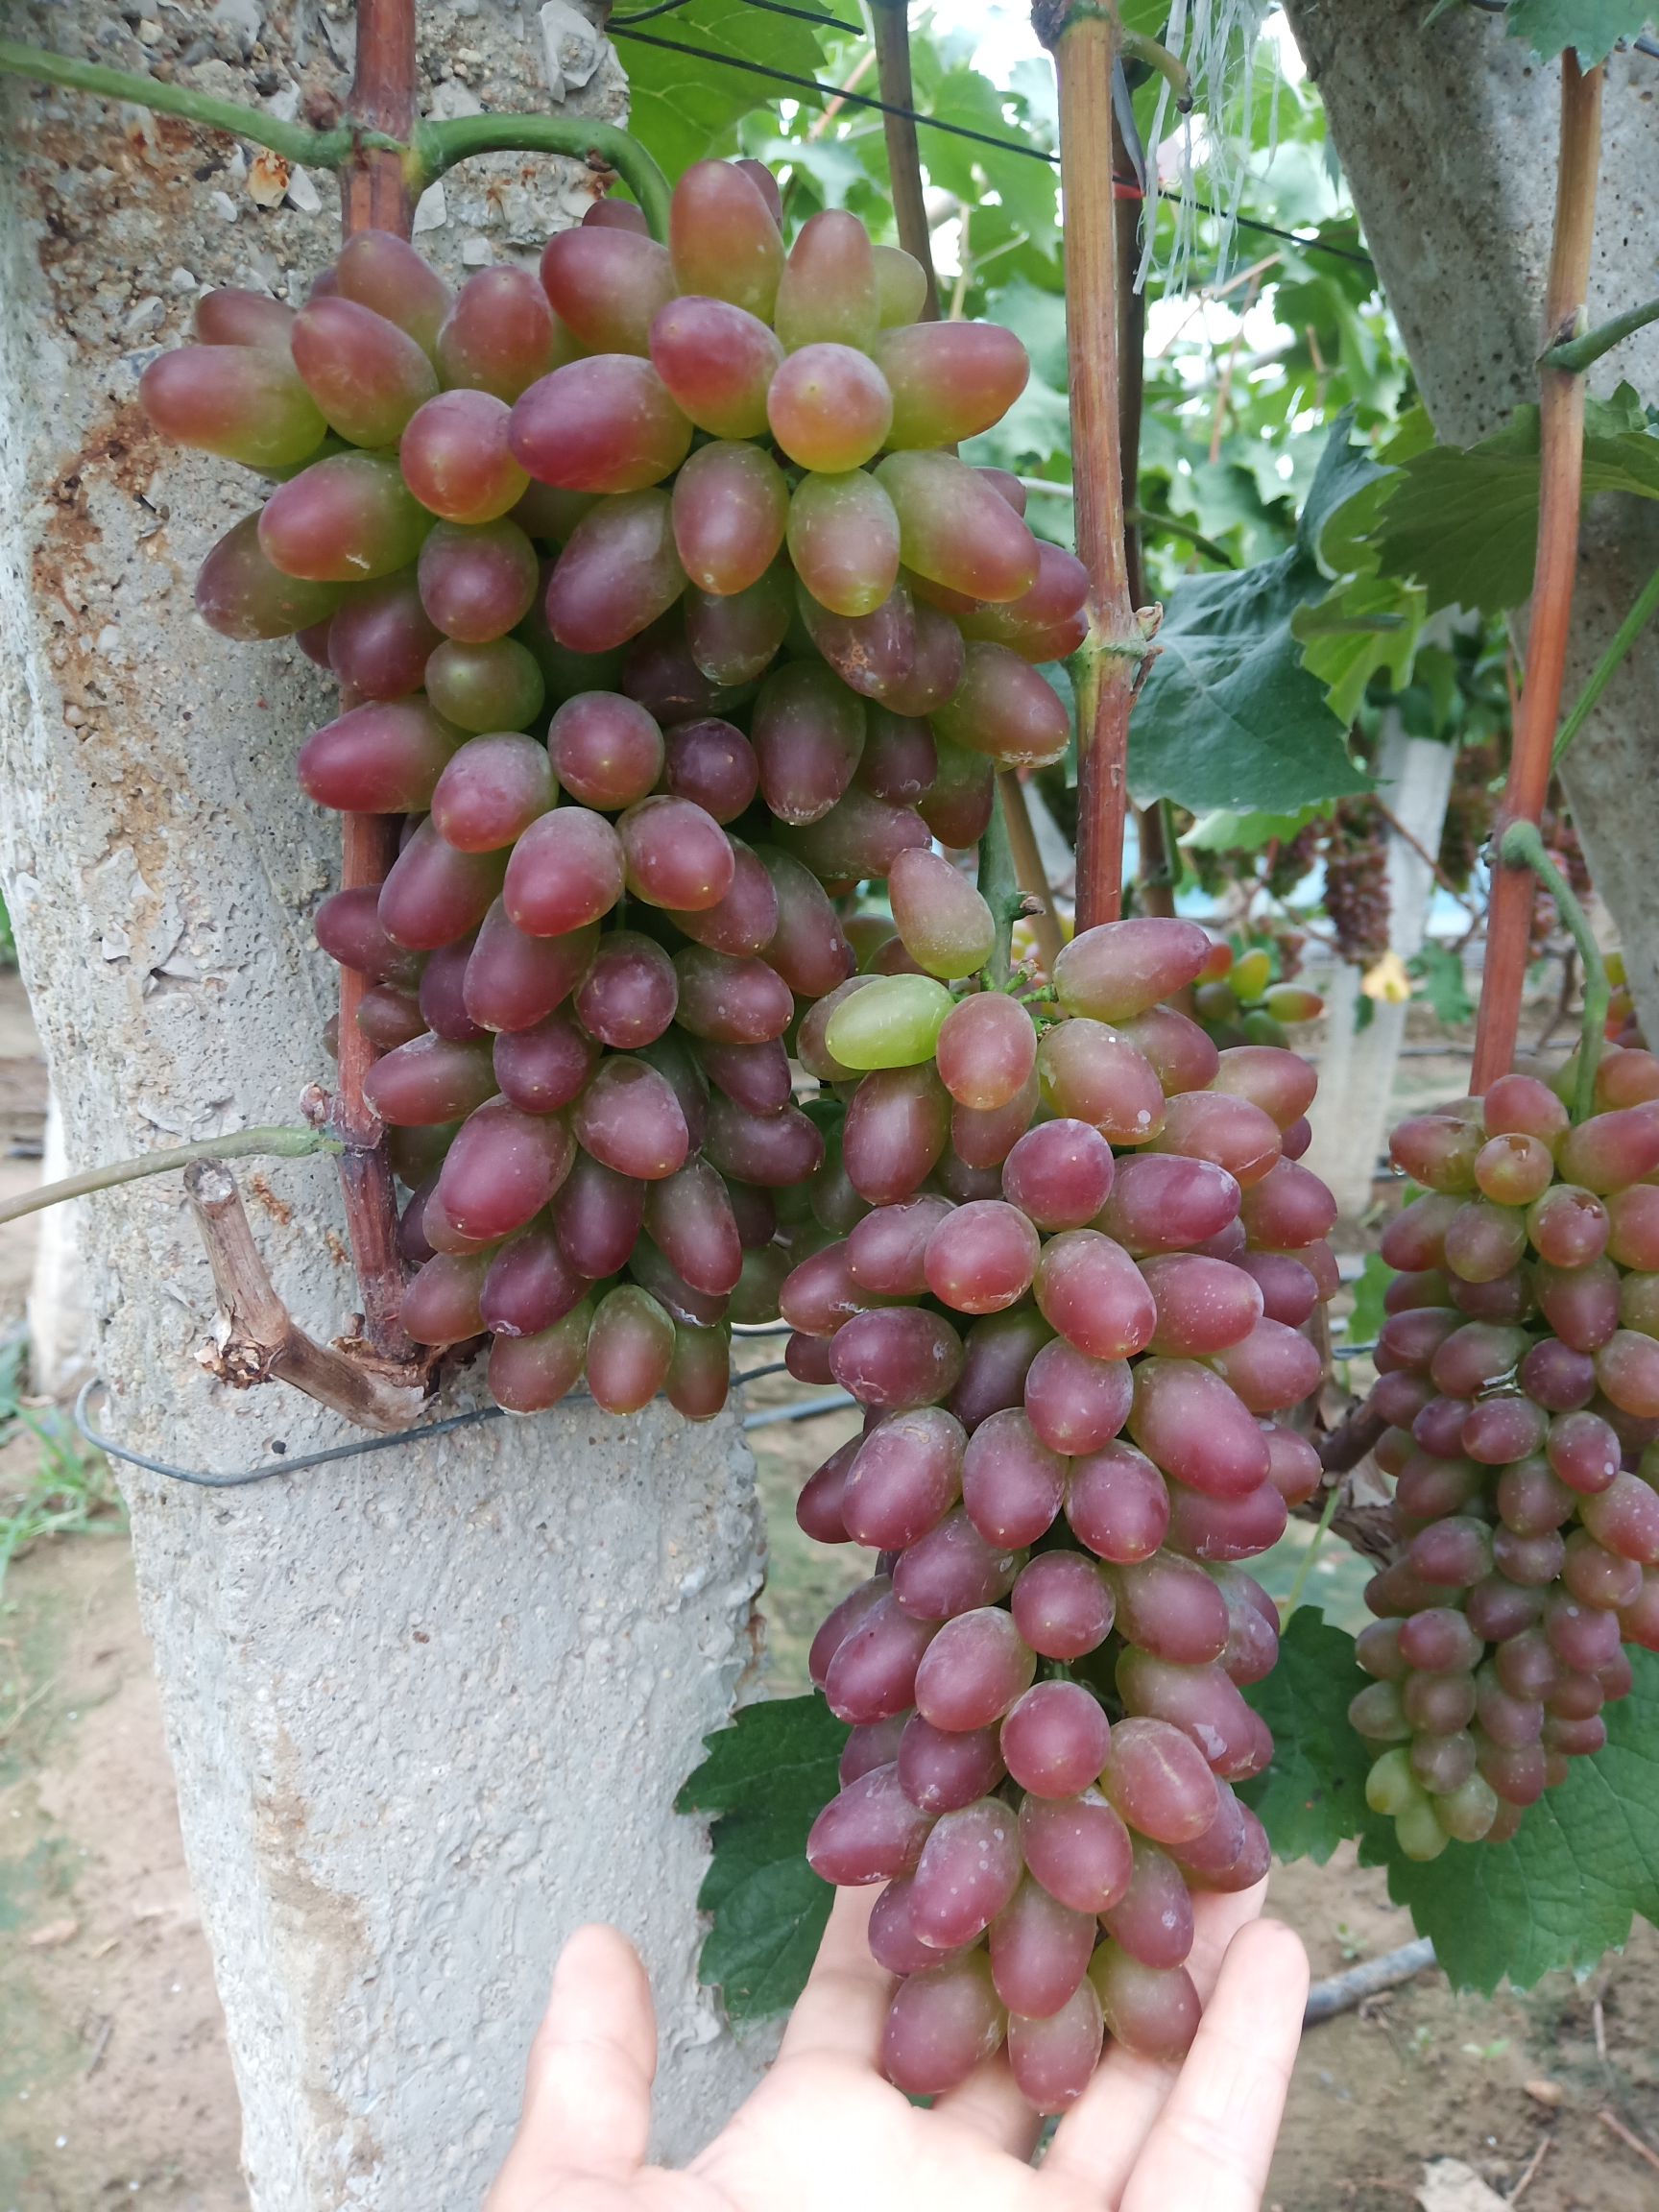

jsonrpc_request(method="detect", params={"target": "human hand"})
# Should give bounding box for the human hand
[486,1877,1308,2212]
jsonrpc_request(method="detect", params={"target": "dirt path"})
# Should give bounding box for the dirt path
[0,1537,244,2210]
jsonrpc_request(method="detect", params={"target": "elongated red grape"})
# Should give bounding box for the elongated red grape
[259,452,431,582]
[298,699,458,814]
[785,469,902,617]
[930,642,1070,770]
[493,1009,598,1115]
[751,661,867,827]
[195,514,344,638]
[1017,1790,1133,1915]
[1127,1358,1271,1498]
[139,342,326,470]
[669,160,783,320]
[773,207,878,350]
[881,1954,1006,2098]
[466,906,598,1032]
[670,440,788,597]
[539,225,675,357]
[960,1408,1067,1548]
[826,1595,939,1725]
[831,1306,965,1410]
[878,451,1038,603]
[704,1094,825,1188]
[843,1064,951,1204]
[1033,1231,1157,1361]
[544,490,686,653]
[431,733,555,852]
[892,1507,1021,1620]
[502,808,625,938]
[378,825,504,950]
[898,1714,1007,1815]
[843,1407,967,1550]
[647,294,782,439]
[365,1033,496,1125]
[432,1097,573,1243]
[436,265,569,400]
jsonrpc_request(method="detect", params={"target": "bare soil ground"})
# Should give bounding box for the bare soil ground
[6,974,1659,2209]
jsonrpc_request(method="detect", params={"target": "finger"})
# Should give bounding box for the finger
[776,1884,894,2067]
[1118,1918,1309,2212]
[1042,1881,1269,2207]
[489,1924,657,2205]
[933,2046,1045,2161]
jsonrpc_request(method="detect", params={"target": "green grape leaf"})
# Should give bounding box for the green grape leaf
[621,0,828,180]
[1343,1250,1394,1354]
[1238,1608,1374,1865]
[677,1694,848,2019]
[1129,548,1371,811]
[1181,804,1330,854]
[1359,1648,1659,1992]
[1292,573,1428,724]
[1345,386,1659,614]
[1130,416,1378,813]
[1508,0,1657,64]
[1410,942,1477,1028]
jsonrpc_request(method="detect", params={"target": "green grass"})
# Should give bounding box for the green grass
[0,1335,123,1604]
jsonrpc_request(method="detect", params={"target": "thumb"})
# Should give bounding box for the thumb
[487,1925,659,2210]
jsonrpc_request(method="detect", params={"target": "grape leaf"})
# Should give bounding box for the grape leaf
[620,0,828,180]
[1128,550,1371,811]
[1292,573,1427,724]
[677,1693,848,2019]
[1130,419,1376,813]
[1343,1250,1393,1354]
[1359,1647,1659,1992]
[1508,0,1656,64]
[1238,1607,1374,1864]
[1182,804,1330,854]
[1410,942,1476,1028]
[1342,386,1659,615]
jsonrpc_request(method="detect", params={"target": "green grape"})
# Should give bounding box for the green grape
[1363,1746,1422,1816]
[825,974,955,1071]
[774,209,879,351]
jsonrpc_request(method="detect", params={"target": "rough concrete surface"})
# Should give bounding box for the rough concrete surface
[0,2,771,2200]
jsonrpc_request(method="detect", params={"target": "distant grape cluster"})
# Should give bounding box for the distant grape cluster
[139,158,1085,1416]
[1191,940,1323,1047]
[1355,1062,1659,1856]
[796,917,1340,2111]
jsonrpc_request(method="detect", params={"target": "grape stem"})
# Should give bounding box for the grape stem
[0,37,383,166]
[996,774,1065,974]
[1541,292,1659,374]
[408,116,673,241]
[0,39,674,241]
[867,0,942,320]
[977,786,1026,990]
[0,1127,340,1233]
[1470,52,1603,1094]
[1498,820,1610,1124]
[1037,0,1145,932]
[1284,1474,1344,1615]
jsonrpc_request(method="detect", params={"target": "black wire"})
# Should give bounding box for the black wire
[613,0,860,30]
[608,27,1376,270]
[75,1359,808,1488]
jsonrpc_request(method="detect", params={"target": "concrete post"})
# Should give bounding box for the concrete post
[0,5,770,2200]
[1306,716,1456,1216]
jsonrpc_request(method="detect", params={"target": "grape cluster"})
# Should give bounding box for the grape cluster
[1355,1062,1659,1856]
[1322,798,1391,963]
[139,160,1084,1416]
[1437,737,1499,893]
[795,916,1340,2112]
[1192,940,1323,1049]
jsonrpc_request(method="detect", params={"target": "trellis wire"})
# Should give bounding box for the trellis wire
[75,1359,803,1488]
[608,20,1372,269]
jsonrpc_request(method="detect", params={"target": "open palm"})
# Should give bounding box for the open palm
[487,1879,1308,2212]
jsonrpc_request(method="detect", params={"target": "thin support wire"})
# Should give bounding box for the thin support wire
[606,29,1376,270]
[613,0,859,29]
[76,1361,811,1488]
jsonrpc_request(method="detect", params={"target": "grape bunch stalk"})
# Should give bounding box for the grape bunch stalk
[138,157,1086,1419]
[790,914,1341,2114]
[1355,1057,1659,1856]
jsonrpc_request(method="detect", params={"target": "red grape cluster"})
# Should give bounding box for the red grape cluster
[1356,1060,1659,1856]
[795,916,1340,2112]
[138,159,1086,1416]
[1321,798,1391,963]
